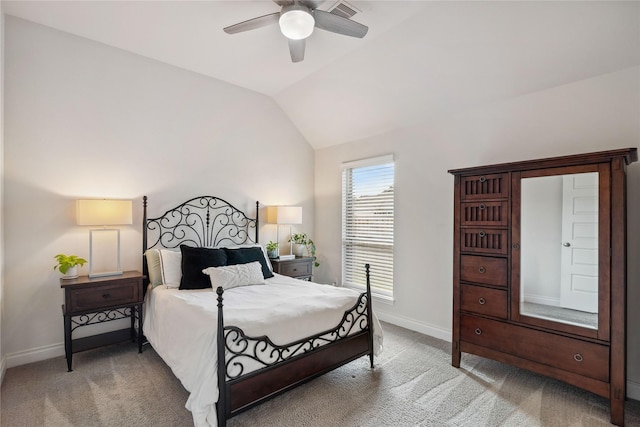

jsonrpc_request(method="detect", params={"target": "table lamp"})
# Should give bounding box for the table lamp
[76,199,132,278]
[266,206,302,259]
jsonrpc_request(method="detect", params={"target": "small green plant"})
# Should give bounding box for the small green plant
[53,254,87,274]
[265,241,279,251]
[288,233,319,267]
[265,241,279,259]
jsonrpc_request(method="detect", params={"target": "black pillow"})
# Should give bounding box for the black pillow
[179,245,227,290]
[224,247,274,279]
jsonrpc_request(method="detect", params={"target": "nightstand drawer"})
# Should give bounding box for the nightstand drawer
[69,280,140,312]
[278,260,312,278]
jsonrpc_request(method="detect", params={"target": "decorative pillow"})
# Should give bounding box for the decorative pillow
[158,249,182,288]
[144,249,162,287]
[224,246,274,279]
[203,262,266,290]
[179,245,228,290]
[222,244,274,272]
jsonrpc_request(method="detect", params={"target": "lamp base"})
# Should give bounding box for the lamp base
[89,270,123,279]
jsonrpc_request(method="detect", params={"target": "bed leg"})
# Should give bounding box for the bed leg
[365,263,374,369]
[216,286,227,427]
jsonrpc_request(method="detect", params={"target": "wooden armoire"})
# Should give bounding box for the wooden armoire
[449,148,637,425]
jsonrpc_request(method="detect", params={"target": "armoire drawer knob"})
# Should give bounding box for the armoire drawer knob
[478,231,486,238]
[478,297,486,305]
[479,176,487,183]
[475,328,482,335]
[478,266,486,274]
[573,353,583,362]
[479,204,486,210]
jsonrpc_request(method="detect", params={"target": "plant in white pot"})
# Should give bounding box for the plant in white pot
[54,254,87,280]
[288,233,319,267]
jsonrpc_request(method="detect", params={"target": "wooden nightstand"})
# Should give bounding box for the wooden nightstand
[60,271,144,371]
[270,257,313,280]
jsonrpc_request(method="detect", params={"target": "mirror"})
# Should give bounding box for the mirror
[520,172,598,330]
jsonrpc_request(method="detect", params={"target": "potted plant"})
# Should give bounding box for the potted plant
[288,233,319,267]
[54,254,87,280]
[265,241,279,259]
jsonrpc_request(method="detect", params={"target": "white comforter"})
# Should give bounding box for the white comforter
[143,273,383,427]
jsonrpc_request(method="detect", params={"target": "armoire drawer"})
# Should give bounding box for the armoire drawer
[461,201,509,227]
[460,173,509,200]
[460,255,507,287]
[460,228,508,255]
[460,284,507,319]
[460,314,609,382]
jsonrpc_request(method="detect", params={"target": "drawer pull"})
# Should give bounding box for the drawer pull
[479,176,487,183]
[478,297,486,305]
[478,266,486,274]
[102,293,111,299]
[478,231,486,238]
[292,268,297,272]
[475,328,482,335]
[573,353,583,362]
[479,204,486,210]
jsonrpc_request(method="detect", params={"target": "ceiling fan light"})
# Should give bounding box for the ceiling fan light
[279,7,315,40]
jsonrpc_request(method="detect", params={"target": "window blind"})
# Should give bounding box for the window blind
[341,155,394,297]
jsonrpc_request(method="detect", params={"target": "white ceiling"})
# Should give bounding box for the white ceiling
[4,1,640,149]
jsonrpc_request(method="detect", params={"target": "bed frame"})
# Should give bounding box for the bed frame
[142,195,375,426]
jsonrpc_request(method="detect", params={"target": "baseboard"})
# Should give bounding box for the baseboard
[0,354,6,384]
[375,311,451,342]
[5,342,64,369]
[628,379,640,401]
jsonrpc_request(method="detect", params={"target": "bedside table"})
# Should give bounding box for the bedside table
[270,257,313,280]
[60,271,144,371]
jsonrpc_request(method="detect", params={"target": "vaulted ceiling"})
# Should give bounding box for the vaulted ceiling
[4,1,639,149]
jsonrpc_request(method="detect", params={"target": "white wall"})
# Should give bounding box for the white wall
[314,67,640,391]
[0,2,5,382]
[2,16,314,367]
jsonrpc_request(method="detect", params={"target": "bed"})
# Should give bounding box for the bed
[141,195,382,427]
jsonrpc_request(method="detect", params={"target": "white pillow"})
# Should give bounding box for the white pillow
[203,261,265,290]
[158,249,182,288]
[144,249,162,287]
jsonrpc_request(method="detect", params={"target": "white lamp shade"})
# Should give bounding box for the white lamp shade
[266,206,302,225]
[279,6,315,40]
[76,199,133,226]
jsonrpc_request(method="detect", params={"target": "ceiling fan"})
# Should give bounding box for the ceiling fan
[223,0,368,63]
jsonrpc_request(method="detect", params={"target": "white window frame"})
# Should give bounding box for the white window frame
[341,154,395,300]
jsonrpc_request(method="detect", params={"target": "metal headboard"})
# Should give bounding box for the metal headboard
[142,195,259,284]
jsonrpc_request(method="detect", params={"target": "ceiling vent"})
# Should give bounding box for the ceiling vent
[327,1,360,20]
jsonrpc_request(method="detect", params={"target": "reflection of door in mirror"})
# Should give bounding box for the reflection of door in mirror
[560,173,598,312]
[520,172,598,330]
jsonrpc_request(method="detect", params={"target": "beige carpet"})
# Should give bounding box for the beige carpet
[2,322,639,426]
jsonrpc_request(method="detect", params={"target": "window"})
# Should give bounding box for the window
[341,154,394,298]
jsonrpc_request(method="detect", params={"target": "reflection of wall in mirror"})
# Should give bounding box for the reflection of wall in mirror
[521,176,562,306]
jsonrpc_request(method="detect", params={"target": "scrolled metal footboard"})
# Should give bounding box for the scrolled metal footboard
[223,292,369,380]
[215,264,374,427]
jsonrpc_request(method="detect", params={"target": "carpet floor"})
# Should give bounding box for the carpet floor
[2,322,639,426]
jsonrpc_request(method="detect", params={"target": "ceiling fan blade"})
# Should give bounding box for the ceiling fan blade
[223,12,280,34]
[288,38,306,63]
[313,10,368,38]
